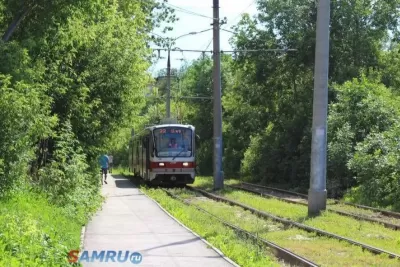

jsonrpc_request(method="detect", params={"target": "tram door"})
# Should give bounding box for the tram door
[141,134,150,180]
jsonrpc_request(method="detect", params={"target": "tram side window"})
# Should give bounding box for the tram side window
[142,136,149,149]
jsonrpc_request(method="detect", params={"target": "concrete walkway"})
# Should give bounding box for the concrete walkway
[82,174,237,267]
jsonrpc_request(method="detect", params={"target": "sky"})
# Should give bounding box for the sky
[148,0,258,77]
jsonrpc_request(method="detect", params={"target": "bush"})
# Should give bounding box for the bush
[241,123,280,183]
[327,76,400,194]
[0,190,83,266]
[346,124,400,210]
[196,139,213,176]
[37,120,102,222]
[0,73,55,196]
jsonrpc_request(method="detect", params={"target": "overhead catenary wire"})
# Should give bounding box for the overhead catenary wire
[156,1,257,61]
[163,2,215,20]
[149,47,297,53]
[150,28,213,45]
[223,0,256,29]
[150,28,215,118]
[204,39,213,51]
[146,95,213,100]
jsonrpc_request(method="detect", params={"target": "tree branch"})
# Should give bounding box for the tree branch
[2,4,34,42]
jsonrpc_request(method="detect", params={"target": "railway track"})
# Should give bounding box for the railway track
[185,185,400,261]
[161,187,318,267]
[230,182,400,231]
[240,182,400,219]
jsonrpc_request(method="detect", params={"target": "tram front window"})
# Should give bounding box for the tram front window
[153,127,192,158]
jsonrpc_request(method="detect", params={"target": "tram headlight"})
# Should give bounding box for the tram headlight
[159,162,165,167]
[182,162,189,167]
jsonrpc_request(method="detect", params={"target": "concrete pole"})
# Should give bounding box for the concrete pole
[308,0,331,216]
[213,0,223,190]
[166,47,171,118]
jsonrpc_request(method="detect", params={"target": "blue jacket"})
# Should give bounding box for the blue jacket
[99,155,109,169]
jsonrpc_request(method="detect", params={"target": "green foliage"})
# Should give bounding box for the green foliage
[327,76,400,194]
[0,1,173,264]
[0,72,55,196]
[217,0,400,203]
[137,0,400,211]
[175,55,233,175]
[379,43,400,91]
[241,125,274,182]
[0,0,176,192]
[0,190,88,266]
[34,1,155,161]
[347,124,400,209]
[37,121,101,218]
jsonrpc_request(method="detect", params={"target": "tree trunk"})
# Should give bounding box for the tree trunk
[2,5,33,42]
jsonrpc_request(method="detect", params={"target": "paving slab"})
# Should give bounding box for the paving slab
[81,174,238,267]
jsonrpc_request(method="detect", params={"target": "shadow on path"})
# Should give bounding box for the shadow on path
[107,193,145,198]
[115,178,139,189]
[110,174,128,180]
[140,237,221,259]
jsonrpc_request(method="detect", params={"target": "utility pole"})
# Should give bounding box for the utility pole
[166,47,171,118]
[213,0,223,190]
[161,31,211,119]
[308,0,331,216]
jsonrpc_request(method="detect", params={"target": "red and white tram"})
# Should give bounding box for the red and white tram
[129,123,197,186]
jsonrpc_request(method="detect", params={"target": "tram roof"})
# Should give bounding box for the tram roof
[146,124,195,130]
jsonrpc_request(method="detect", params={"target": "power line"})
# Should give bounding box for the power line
[150,29,213,52]
[199,22,226,54]
[197,1,256,58]
[150,32,164,39]
[204,38,213,51]
[224,0,256,28]
[221,28,235,34]
[145,95,213,100]
[152,29,214,118]
[150,47,297,53]
[164,2,215,20]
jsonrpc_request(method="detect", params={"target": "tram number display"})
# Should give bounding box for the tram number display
[159,128,182,134]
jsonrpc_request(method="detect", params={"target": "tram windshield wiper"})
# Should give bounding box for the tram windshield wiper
[172,148,185,160]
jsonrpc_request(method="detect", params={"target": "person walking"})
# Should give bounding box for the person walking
[99,153,109,184]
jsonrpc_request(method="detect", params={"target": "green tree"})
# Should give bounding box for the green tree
[0,73,55,196]
[347,124,400,210]
[225,0,400,189]
[176,55,234,175]
[328,75,400,194]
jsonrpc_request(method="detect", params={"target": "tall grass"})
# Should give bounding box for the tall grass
[0,188,101,266]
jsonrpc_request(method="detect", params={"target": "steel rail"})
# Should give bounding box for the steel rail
[241,182,308,198]
[241,182,400,219]
[161,188,319,267]
[230,184,400,231]
[186,186,400,260]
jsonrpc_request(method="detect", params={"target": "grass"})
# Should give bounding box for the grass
[170,188,399,267]
[215,176,400,225]
[113,168,284,266]
[328,203,400,225]
[0,185,103,267]
[0,191,79,266]
[112,166,133,177]
[140,187,281,267]
[192,177,400,256]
